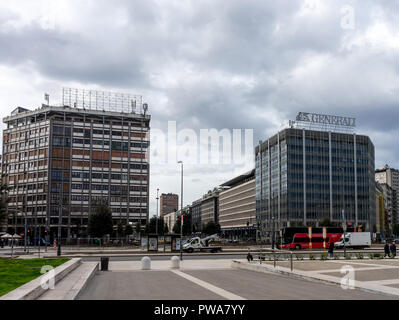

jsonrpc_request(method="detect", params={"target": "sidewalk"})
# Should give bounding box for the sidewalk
[232,258,399,297]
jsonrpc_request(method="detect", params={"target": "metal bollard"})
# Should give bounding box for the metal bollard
[101,257,109,271]
[141,256,151,270]
[170,256,180,269]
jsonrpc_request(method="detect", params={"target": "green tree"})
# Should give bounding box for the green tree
[202,221,221,236]
[125,224,133,236]
[88,201,113,244]
[173,213,191,236]
[145,216,168,235]
[319,217,335,227]
[117,221,124,238]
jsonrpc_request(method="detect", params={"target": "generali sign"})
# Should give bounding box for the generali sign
[296,112,356,128]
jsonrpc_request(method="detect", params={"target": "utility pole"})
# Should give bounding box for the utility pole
[178,161,183,261]
[272,215,275,250]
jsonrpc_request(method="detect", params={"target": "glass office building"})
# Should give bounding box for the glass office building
[255,128,375,237]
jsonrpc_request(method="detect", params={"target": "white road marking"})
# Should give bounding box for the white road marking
[328,260,399,268]
[171,269,246,300]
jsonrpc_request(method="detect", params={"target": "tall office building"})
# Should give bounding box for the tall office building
[201,189,220,227]
[255,112,376,239]
[1,88,150,239]
[160,193,178,217]
[375,164,399,226]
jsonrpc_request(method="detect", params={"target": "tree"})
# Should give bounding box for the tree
[319,217,335,227]
[88,201,113,243]
[135,222,142,235]
[145,216,168,235]
[117,221,124,238]
[125,224,133,236]
[393,224,399,236]
[202,221,221,236]
[173,213,191,236]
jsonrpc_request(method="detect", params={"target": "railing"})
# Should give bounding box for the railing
[247,247,394,272]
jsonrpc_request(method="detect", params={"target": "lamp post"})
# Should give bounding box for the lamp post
[338,166,347,256]
[178,161,183,261]
[272,215,275,250]
[156,188,159,236]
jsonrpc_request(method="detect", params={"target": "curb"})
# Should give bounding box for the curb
[231,260,399,298]
[67,262,99,300]
[0,258,81,300]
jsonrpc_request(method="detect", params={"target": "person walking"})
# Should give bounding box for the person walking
[390,241,397,258]
[328,241,334,258]
[384,241,390,257]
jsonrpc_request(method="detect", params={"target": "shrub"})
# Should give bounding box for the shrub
[369,253,374,260]
[379,253,384,259]
[356,253,364,260]
[309,254,315,260]
[295,254,303,261]
[320,253,328,260]
[344,253,352,260]
[334,253,340,260]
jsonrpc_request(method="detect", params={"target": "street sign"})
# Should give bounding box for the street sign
[322,227,327,239]
[308,227,312,239]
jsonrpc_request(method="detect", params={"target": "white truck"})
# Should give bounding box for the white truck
[183,234,222,253]
[334,232,371,249]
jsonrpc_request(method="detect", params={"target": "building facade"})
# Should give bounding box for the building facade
[255,127,376,238]
[160,193,178,217]
[375,165,399,227]
[219,169,256,240]
[201,189,220,227]
[2,100,150,239]
[190,199,202,232]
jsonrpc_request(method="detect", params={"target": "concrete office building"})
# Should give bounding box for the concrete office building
[219,169,256,240]
[1,89,150,239]
[201,189,220,227]
[375,165,399,226]
[160,193,178,217]
[191,199,202,232]
[256,112,376,239]
[376,182,394,235]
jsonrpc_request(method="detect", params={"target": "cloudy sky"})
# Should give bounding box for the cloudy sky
[1,0,399,217]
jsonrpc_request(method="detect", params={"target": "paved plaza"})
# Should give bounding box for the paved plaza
[77,258,399,300]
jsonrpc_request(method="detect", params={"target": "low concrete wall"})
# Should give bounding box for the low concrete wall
[0,258,81,300]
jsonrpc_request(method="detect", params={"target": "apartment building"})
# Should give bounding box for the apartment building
[1,90,150,239]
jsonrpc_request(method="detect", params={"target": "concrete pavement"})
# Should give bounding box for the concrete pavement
[77,258,398,300]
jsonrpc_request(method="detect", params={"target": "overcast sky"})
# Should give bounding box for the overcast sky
[1,0,399,217]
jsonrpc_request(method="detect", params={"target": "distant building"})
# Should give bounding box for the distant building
[201,189,220,227]
[219,169,256,240]
[191,199,202,232]
[376,182,394,236]
[375,165,399,226]
[160,193,178,217]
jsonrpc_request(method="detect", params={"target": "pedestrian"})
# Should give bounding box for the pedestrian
[390,241,397,258]
[247,250,253,262]
[328,241,334,258]
[384,241,390,257]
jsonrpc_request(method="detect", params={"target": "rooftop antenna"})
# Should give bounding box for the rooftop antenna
[143,103,148,116]
[44,93,50,106]
[131,100,137,114]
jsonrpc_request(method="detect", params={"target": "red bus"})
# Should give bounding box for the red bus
[279,233,342,250]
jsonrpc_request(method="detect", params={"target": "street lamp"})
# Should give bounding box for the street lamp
[178,161,183,261]
[156,188,159,236]
[338,167,347,256]
[272,215,275,250]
